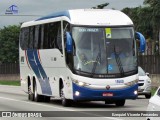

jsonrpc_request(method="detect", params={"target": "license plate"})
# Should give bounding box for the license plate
[103,92,113,97]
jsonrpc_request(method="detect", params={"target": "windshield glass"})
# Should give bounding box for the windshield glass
[138,66,146,76]
[72,26,137,78]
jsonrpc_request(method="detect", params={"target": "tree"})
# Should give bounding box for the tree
[122,6,153,38]
[92,3,109,9]
[122,6,155,55]
[0,25,20,63]
[144,0,160,54]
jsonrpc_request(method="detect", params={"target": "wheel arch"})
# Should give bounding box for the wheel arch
[27,75,32,93]
[59,78,63,97]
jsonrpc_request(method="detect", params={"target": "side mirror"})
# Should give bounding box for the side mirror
[66,32,73,53]
[146,72,149,77]
[135,32,146,53]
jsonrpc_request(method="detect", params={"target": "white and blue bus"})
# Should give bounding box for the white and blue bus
[19,9,146,106]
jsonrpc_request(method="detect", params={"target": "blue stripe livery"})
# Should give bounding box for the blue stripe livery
[36,11,70,21]
[27,50,52,95]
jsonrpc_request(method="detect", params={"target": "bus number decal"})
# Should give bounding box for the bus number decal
[115,80,124,84]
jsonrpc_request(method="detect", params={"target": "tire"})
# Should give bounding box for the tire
[60,85,71,107]
[115,100,125,107]
[44,96,51,102]
[145,93,151,99]
[28,85,34,101]
[34,82,43,102]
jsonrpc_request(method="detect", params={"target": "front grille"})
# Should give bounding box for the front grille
[139,80,144,82]
[138,83,144,86]
[138,89,144,92]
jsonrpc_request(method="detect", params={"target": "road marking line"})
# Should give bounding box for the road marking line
[0,96,122,120]
[0,96,73,111]
[103,117,123,120]
[75,111,123,120]
[0,85,20,88]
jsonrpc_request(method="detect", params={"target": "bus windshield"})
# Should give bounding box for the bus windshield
[72,26,137,78]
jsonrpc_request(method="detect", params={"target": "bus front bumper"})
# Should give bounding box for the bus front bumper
[72,83,138,101]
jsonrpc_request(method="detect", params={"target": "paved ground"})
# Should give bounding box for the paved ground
[0,85,150,120]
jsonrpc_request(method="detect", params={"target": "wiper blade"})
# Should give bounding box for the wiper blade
[91,43,101,77]
[113,45,124,77]
[91,52,100,77]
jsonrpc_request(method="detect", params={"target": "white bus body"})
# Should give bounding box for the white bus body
[19,9,145,106]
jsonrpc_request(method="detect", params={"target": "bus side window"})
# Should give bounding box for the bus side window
[49,21,62,53]
[43,24,49,49]
[56,27,62,51]
[34,25,40,49]
[20,28,29,50]
[38,22,62,51]
[63,21,70,49]
[48,22,59,49]
[40,25,44,49]
[29,26,35,49]
[49,23,55,48]
[56,22,62,53]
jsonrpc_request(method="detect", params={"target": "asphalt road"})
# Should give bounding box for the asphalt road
[0,85,149,120]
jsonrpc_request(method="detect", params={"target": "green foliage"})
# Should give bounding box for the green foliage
[122,1,160,40]
[122,7,152,38]
[92,3,109,9]
[122,1,160,55]
[0,80,20,86]
[144,0,160,40]
[0,25,20,63]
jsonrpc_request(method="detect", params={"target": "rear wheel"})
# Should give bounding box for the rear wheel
[44,96,51,102]
[28,84,34,101]
[145,93,151,99]
[115,100,125,107]
[34,82,43,102]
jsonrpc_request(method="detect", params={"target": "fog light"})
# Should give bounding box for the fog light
[78,82,85,86]
[134,90,138,95]
[75,91,80,96]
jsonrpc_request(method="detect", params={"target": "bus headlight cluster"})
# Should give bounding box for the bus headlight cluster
[125,79,139,86]
[72,79,90,87]
[134,90,138,95]
[75,91,80,96]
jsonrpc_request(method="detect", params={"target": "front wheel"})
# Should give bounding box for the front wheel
[115,100,125,107]
[60,85,71,107]
[145,93,151,99]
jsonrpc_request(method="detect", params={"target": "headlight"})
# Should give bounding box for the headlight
[125,79,138,86]
[147,79,151,83]
[72,79,90,87]
[134,90,138,95]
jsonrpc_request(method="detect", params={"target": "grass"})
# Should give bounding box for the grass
[0,80,20,86]
[151,86,158,96]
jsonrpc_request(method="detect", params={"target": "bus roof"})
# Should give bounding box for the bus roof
[21,9,133,27]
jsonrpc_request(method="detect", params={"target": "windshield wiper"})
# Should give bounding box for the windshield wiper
[91,43,101,77]
[91,52,100,77]
[113,45,125,77]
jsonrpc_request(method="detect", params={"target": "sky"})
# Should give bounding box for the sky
[0,0,145,28]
